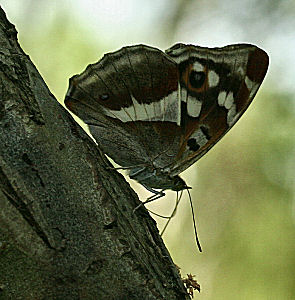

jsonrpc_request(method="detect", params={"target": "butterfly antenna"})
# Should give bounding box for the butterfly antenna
[187,188,202,252]
[160,190,183,236]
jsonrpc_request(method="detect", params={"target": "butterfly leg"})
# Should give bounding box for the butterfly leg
[105,164,147,171]
[145,186,166,203]
[133,186,166,213]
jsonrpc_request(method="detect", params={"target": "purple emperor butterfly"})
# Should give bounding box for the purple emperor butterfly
[65,43,269,250]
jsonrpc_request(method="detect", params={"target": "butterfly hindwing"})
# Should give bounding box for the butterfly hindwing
[65,45,184,169]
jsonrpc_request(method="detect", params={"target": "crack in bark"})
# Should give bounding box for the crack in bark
[0,168,53,249]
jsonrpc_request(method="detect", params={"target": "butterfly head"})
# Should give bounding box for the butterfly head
[171,175,190,192]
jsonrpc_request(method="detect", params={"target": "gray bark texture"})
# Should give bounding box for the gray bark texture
[0,6,189,300]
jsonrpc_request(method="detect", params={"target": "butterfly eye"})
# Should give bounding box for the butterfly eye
[189,71,206,89]
[100,94,109,101]
[187,138,200,151]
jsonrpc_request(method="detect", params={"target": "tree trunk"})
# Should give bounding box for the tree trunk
[0,6,189,300]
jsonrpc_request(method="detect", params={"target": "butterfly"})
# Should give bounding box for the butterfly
[64,43,269,250]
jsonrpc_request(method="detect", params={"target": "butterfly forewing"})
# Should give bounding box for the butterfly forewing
[165,44,269,176]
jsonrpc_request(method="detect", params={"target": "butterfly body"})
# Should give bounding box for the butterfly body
[65,43,268,192]
[128,166,186,192]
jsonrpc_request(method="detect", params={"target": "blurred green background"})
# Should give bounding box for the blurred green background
[2,1,294,299]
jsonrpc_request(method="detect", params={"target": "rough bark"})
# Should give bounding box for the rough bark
[0,6,189,300]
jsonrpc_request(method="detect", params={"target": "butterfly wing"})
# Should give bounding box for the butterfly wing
[65,43,268,183]
[65,45,184,169]
[164,43,269,176]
